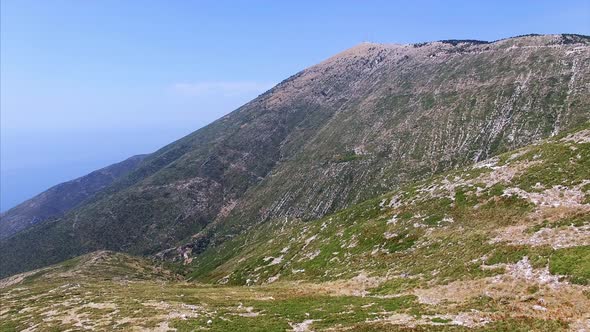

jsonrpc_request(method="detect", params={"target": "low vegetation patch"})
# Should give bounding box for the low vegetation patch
[549,245,590,285]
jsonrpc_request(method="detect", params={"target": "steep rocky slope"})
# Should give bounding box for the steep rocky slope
[2,123,588,331]
[1,34,590,278]
[188,123,590,287]
[0,154,145,239]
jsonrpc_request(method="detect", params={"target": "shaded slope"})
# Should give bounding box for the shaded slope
[0,154,146,239]
[2,34,590,278]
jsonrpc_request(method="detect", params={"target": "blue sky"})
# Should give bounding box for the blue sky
[1,0,589,211]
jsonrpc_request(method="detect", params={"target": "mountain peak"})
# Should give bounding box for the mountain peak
[2,33,589,282]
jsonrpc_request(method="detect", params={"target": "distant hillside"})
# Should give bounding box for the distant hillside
[1,34,589,278]
[0,154,145,239]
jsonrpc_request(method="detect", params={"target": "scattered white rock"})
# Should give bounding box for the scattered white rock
[266,274,280,284]
[560,128,590,144]
[289,319,319,332]
[263,255,284,266]
[384,232,398,239]
[502,185,586,208]
[500,257,561,287]
[303,235,318,249]
[387,215,398,225]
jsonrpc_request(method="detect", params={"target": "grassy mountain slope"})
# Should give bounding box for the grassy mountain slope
[2,123,588,331]
[187,123,590,286]
[0,154,146,239]
[2,34,590,279]
[170,34,590,265]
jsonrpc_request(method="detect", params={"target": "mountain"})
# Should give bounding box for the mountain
[0,154,146,239]
[1,34,590,279]
[2,124,588,331]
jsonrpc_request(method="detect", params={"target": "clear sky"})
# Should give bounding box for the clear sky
[1,0,589,211]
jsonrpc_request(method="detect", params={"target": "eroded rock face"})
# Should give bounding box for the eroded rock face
[2,34,590,278]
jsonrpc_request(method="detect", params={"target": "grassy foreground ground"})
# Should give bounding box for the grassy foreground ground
[0,251,583,331]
